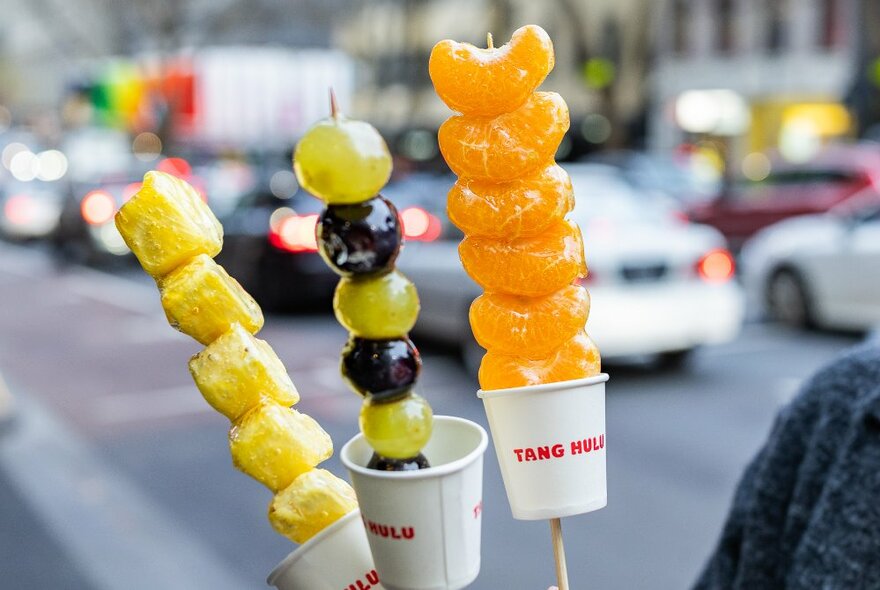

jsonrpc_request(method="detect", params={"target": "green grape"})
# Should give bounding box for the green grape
[360,393,433,459]
[294,116,393,205]
[333,270,420,338]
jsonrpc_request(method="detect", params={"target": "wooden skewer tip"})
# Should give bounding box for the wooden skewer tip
[329,88,340,118]
[550,518,570,590]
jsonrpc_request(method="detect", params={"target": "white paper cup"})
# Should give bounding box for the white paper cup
[267,509,384,590]
[340,416,488,590]
[478,374,609,521]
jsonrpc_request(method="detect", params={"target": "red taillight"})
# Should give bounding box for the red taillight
[4,194,35,225]
[81,191,116,226]
[696,248,736,283]
[157,157,192,179]
[270,214,319,253]
[400,207,441,242]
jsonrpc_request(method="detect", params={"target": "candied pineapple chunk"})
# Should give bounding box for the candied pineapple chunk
[189,324,299,420]
[160,254,263,345]
[269,469,358,544]
[230,400,333,492]
[115,171,223,278]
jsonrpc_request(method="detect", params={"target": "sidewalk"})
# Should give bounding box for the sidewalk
[0,374,257,590]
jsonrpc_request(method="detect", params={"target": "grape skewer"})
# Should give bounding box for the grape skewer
[294,92,434,471]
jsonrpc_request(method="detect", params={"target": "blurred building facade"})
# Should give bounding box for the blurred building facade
[650,0,876,171]
[335,0,652,158]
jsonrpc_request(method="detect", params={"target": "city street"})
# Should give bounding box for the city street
[0,241,864,589]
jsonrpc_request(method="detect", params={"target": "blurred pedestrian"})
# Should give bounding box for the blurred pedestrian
[694,341,880,589]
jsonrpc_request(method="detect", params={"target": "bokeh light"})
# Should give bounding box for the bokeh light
[580,114,612,144]
[399,129,438,162]
[80,190,116,225]
[9,150,39,181]
[36,150,69,181]
[132,132,163,161]
[741,152,771,182]
[779,119,821,163]
[583,58,616,90]
[269,207,296,232]
[2,143,28,170]
[97,223,130,255]
[676,90,749,135]
[4,194,37,225]
[157,157,192,178]
[270,170,298,199]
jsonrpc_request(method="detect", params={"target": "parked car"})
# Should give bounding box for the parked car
[217,168,446,311]
[398,163,745,369]
[688,144,880,251]
[51,156,210,265]
[0,177,67,240]
[740,200,880,331]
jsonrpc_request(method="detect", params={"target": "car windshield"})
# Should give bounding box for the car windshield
[566,166,668,224]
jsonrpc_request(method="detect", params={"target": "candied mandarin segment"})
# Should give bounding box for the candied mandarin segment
[189,323,299,421]
[478,330,601,391]
[459,219,587,297]
[470,285,589,359]
[333,270,420,339]
[115,171,222,278]
[268,469,358,544]
[438,91,569,181]
[294,116,392,205]
[447,164,573,239]
[230,400,333,492]
[160,254,263,345]
[429,25,554,117]
[359,393,433,460]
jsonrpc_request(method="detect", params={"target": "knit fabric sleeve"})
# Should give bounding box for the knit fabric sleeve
[693,342,879,590]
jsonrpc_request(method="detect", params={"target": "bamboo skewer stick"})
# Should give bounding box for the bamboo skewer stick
[550,518,570,590]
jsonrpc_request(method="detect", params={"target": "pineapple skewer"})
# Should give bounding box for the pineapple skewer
[114,170,357,545]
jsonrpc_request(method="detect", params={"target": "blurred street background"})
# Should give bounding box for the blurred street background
[1,0,879,589]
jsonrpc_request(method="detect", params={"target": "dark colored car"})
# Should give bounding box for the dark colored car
[53,173,147,264]
[688,144,880,251]
[217,170,446,312]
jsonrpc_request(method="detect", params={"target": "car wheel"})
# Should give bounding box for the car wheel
[656,348,694,370]
[767,268,814,328]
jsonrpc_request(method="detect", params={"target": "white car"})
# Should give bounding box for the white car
[398,163,745,368]
[740,201,880,331]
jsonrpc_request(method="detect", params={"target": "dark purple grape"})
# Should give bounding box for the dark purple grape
[341,337,421,401]
[367,453,430,471]
[317,196,401,276]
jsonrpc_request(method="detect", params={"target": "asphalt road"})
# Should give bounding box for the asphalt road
[0,242,863,590]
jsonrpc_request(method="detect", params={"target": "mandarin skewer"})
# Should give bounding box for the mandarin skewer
[430,25,601,589]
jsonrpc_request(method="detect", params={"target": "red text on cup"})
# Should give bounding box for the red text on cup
[362,516,415,540]
[513,434,605,463]
[344,569,380,590]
